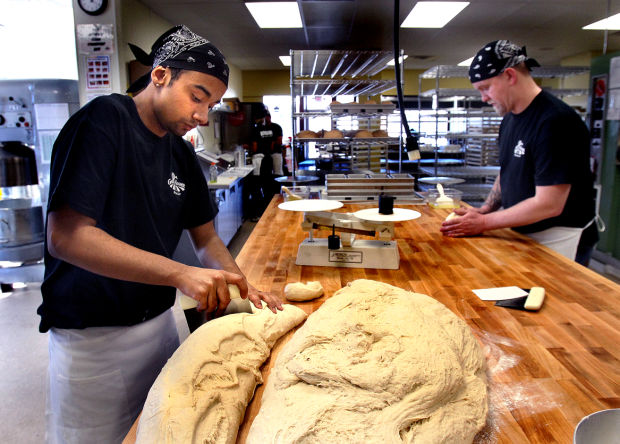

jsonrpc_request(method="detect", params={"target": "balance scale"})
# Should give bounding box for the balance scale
[278,199,421,270]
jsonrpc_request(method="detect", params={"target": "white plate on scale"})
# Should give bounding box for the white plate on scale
[278,199,344,212]
[353,207,421,222]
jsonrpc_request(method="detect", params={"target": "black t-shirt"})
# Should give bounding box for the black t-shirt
[251,122,283,155]
[499,90,596,237]
[38,94,217,332]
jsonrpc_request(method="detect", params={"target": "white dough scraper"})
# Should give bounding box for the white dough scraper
[494,287,546,311]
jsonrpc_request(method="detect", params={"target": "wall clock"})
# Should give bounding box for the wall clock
[77,0,108,16]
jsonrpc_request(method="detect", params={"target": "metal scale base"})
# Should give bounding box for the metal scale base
[296,238,399,270]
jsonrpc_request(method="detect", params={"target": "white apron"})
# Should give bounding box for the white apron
[271,153,283,175]
[526,218,595,261]
[46,308,180,444]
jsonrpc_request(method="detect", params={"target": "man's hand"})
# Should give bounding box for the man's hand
[246,283,284,314]
[174,268,247,313]
[440,207,487,237]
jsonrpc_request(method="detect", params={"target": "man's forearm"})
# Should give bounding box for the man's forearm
[480,176,501,214]
[48,219,188,289]
[195,234,243,276]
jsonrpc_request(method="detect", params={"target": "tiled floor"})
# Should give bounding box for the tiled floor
[0,221,618,443]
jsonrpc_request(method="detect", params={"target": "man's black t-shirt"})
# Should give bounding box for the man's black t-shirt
[251,122,283,155]
[38,94,217,332]
[499,90,596,237]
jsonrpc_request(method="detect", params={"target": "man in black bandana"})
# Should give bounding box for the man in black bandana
[441,40,598,266]
[39,25,282,443]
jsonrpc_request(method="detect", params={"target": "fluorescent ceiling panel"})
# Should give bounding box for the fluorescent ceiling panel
[279,55,291,66]
[245,2,302,28]
[458,57,473,66]
[387,55,409,65]
[401,2,470,28]
[583,12,620,30]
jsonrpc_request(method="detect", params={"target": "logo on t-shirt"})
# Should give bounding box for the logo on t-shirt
[168,172,185,196]
[513,140,525,158]
[260,130,274,139]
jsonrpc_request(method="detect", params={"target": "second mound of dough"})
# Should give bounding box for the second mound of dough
[247,279,488,443]
[284,281,324,301]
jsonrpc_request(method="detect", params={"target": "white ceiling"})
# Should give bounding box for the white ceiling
[137,0,620,70]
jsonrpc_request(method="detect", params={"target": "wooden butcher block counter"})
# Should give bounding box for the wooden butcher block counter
[235,196,620,444]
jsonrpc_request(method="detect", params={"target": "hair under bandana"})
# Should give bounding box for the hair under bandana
[127,25,229,94]
[468,40,540,83]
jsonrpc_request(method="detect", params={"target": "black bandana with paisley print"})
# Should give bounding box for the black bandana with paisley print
[127,25,229,94]
[468,40,540,83]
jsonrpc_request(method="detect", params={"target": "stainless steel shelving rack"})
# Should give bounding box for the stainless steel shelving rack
[290,50,404,176]
[417,65,590,203]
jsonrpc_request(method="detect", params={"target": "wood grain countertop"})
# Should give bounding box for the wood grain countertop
[234,196,620,444]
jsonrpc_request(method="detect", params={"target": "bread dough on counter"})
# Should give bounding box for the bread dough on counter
[247,279,488,443]
[135,304,307,444]
[284,281,324,301]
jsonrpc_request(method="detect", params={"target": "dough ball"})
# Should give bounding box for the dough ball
[372,129,389,138]
[445,212,459,221]
[354,130,373,138]
[296,130,317,139]
[324,129,344,139]
[248,279,488,444]
[284,281,324,301]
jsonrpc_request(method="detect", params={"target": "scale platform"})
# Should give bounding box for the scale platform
[296,238,399,269]
[279,201,420,270]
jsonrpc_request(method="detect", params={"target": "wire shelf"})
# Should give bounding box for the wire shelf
[420,65,590,79]
[292,78,397,97]
[291,50,395,79]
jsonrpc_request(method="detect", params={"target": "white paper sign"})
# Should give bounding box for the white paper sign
[472,286,528,301]
[33,103,69,130]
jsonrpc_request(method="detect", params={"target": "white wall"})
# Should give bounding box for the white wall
[0,0,78,80]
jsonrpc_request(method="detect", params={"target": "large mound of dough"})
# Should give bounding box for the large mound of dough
[136,305,307,444]
[247,279,488,443]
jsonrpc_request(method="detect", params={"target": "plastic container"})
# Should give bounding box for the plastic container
[234,145,246,167]
[281,186,309,201]
[426,188,463,209]
[209,163,218,183]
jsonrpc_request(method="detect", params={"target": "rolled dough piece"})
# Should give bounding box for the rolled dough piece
[372,129,389,138]
[354,129,373,138]
[296,130,317,139]
[247,279,488,443]
[135,304,307,444]
[284,281,324,301]
[324,129,344,139]
[445,211,459,221]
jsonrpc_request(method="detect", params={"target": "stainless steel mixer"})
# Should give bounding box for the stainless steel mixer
[0,80,79,283]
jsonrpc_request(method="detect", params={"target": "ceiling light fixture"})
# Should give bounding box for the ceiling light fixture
[245,2,302,28]
[387,55,409,66]
[583,12,620,30]
[279,55,291,66]
[401,1,470,28]
[458,56,473,66]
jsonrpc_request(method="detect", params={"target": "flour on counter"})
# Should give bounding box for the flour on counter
[135,304,307,444]
[247,279,488,443]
